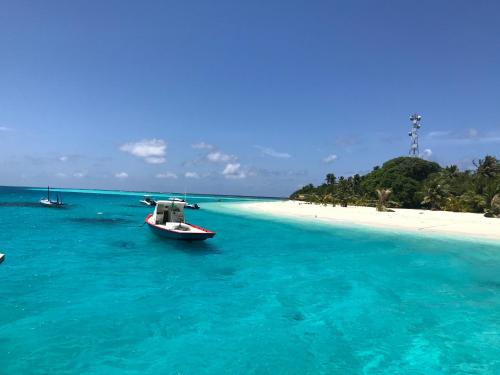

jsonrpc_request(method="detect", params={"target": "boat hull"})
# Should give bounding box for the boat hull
[40,199,65,208]
[140,200,156,206]
[145,214,215,241]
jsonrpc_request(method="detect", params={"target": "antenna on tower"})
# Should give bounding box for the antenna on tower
[408,114,422,157]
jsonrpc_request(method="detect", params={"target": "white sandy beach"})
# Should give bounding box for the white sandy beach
[234,200,500,241]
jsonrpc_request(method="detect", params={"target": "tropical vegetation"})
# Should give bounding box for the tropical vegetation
[290,155,500,216]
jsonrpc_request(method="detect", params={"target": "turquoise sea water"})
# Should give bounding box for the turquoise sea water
[1,187,500,374]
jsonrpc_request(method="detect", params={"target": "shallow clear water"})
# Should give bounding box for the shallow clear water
[1,187,499,374]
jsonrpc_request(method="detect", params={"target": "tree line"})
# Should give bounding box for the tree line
[290,155,500,217]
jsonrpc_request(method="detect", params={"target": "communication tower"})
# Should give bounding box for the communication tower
[408,114,422,157]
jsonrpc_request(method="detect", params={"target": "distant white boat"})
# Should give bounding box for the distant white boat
[140,195,157,206]
[0,253,4,264]
[167,197,185,202]
[40,186,65,208]
[168,196,200,209]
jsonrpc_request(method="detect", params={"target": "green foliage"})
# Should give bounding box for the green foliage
[360,157,441,208]
[290,155,500,214]
[475,156,500,179]
[290,184,316,200]
[458,191,487,213]
[443,196,461,212]
[485,194,500,217]
[421,178,449,210]
[335,176,353,207]
[325,173,336,185]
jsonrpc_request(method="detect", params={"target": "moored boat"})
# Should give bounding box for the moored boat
[140,195,157,206]
[40,186,65,207]
[0,253,4,264]
[145,201,215,241]
[167,197,185,202]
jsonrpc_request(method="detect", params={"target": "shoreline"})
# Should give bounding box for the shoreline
[7,185,285,200]
[214,200,500,243]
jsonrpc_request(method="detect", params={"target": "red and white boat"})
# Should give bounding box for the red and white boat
[145,201,215,241]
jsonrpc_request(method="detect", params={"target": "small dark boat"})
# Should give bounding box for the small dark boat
[145,201,215,241]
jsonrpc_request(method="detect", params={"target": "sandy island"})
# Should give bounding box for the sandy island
[232,200,500,241]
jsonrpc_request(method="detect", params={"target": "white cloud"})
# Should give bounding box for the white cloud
[59,156,68,162]
[427,129,500,144]
[120,139,167,164]
[188,143,239,166]
[192,142,214,150]
[323,154,338,163]
[156,172,178,179]
[55,172,67,178]
[185,171,199,179]
[255,146,291,159]
[248,167,307,178]
[0,126,11,132]
[427,131,451,139]
[206,151,237,163]
[143,157,166,164]
[454,158,476,171]
[467,128,479,138]
[222,163,246,179]
[73,172,86,178]
[478,135,500,143]
[115,172,128,179]
[421,149,433,159]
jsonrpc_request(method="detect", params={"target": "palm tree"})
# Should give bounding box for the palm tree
[474,156,500,179]
[325,173,336,185]
[458,191,487,213]
[485,193,500,218]
[492,193,500,215]
[351,174,362,196]
[321,193,335,206]
[473,156,500,197]
[421,181,449,210]
[335,177,352,207]
[376,188,392,212]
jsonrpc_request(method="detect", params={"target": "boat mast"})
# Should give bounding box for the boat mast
[47,186,50,201]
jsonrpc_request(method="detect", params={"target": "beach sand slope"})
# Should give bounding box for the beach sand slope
[234,200,500,241]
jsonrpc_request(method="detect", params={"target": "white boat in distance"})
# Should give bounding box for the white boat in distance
[140,195,157,206]
[40,186,65,207]
[167,197,185,202]
[167,196,200,209]
[145,201,214,241]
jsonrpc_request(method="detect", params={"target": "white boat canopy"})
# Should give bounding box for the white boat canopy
[153,201,186,225]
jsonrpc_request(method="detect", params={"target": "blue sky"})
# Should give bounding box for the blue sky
[1,0,499,196]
